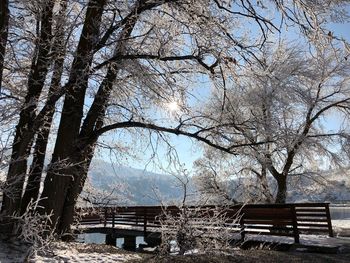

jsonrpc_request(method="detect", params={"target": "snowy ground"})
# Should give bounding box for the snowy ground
[244,233,350,249]
[1,219,348,262]
[0,241,142,263]
[332,219,350,236]
[0,235,350,263]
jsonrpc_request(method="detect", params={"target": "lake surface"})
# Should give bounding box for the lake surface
[77,233,147,248]
[330,205,350,219]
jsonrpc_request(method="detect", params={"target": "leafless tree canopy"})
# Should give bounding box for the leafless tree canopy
[195,43,350,203]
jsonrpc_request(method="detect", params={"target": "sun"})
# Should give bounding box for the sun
[167,101,180,112]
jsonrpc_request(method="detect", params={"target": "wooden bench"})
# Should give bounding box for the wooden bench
[232,203,333,243]
[78,203,333,243]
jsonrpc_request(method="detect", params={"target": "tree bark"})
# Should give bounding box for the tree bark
[275,175,287,204]
[39,0,107,230]
[57,144,96,236]
[57,12,139,234]
[1,0,55,218]
[259,165,273,203]
[20,0,68,214]
[0,0,9,90]
[57,71,119,234]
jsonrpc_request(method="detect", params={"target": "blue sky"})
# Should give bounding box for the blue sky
[94,6,350,175]
[329,21,350,42]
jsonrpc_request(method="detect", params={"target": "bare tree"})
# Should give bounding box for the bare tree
[79,176,132,207]
[0,0,9,91]
[196,43,350,203]
[194,151,241,204]
[2,0,61,218]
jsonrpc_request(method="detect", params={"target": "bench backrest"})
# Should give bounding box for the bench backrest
[77,203,333,243]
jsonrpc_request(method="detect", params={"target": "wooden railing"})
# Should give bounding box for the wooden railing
[77,203,333,243]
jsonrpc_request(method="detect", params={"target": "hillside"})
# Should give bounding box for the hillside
[84,160,350,206]
[85,160,185,206]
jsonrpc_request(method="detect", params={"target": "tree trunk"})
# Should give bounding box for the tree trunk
[275,175,287,204]
[57,145,95,236]
[259,165,273,203]
[1,0,55,218]
[20,0,68,215]
[20,58,64,214]
[57,70,118,234]
[0,0,9,90]
[57,12,140,234]
[38,0,107,230]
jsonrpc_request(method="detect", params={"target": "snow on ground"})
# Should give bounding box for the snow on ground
[1,219,349,262]
[0,241,141,263]
[246,233,350,247]
[332,219,350,236]
[332,220,350,228]
[33,249,140,263]
[2,234,350,262]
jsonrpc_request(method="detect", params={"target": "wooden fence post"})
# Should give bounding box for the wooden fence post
[325,203,334,237]
[291,205,300,243]
[143,207,147,235]
[240,216,245,241]
[112,210,115,228]
[104,207,107,227]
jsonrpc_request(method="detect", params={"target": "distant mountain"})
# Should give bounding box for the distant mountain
[85,160,187,205]
[287,169,350,203]
[84,160,350,206]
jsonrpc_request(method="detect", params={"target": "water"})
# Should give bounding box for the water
[330,205,350,220]
[77,233,147,248]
